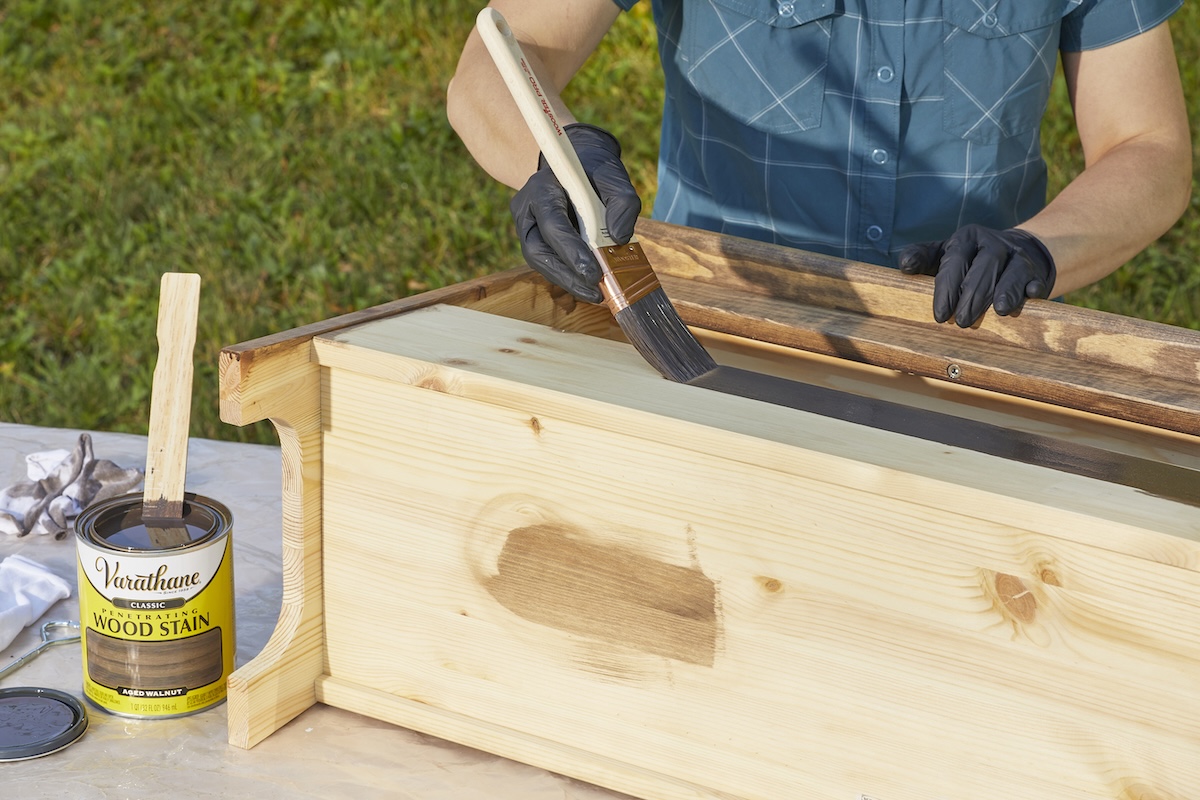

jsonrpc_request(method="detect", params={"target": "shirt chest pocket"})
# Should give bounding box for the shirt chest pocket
[675,0,838,135]
[942,2,1065,143]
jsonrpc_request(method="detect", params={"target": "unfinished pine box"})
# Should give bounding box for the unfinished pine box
[220,220,1200,800]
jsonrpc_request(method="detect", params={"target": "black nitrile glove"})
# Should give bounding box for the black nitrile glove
[898,225,1056,328]
[509,123,642,304]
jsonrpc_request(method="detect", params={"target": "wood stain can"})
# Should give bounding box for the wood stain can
[74,492,235,718]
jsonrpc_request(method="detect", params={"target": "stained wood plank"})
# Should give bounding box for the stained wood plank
[677,279,1200,431]
[678,330,1200,475]
[637,218,1200,433]
[639,217,1200,369]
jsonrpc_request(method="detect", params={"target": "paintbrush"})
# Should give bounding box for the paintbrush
[141,272,202,548]
[476,8,716,383]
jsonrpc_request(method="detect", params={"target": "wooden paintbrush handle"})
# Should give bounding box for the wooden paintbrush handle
[475,7,617,250]
[143,272,201,519]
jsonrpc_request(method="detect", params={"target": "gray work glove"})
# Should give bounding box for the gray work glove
[509,123,642,304]
[899,225,1056,328]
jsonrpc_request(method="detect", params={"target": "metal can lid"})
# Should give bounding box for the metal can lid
[76,491,232,552]
[0,687,89,761]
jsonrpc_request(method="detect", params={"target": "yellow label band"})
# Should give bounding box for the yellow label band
[77,521,234,718]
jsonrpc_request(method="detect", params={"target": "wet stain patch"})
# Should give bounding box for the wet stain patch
[689,365,1200,509]
[483,523,718,666]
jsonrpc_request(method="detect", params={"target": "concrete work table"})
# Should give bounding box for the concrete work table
[0,422,631,799]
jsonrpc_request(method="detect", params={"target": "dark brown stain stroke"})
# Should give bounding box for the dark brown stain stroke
[690,365,1200,509]
[484,524,718,667]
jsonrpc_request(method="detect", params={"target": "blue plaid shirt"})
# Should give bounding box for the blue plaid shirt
[611,0,1182,267]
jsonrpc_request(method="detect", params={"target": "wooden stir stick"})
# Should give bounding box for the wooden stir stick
[142,272,202,547]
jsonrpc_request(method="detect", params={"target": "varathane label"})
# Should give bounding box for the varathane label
[77,531,234,718]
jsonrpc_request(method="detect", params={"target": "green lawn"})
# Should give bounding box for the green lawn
[2,1,1197,445]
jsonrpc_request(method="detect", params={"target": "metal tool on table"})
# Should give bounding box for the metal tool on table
[0,620,81,682]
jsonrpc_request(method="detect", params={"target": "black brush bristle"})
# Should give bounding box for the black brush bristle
[613,287,717,382]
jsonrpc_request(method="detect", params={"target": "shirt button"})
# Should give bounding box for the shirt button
[866,225,884,242]
[871,148,889,165]
[876,66,895,83]
[983,12,998,27]
[777,1,795,17]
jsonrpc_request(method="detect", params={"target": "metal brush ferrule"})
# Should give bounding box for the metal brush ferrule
[594,241,661,314]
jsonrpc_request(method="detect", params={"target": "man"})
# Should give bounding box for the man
[447,1,1190,327]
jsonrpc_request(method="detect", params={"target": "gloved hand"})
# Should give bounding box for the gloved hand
[898,225,1056,328]
[509,123,642,304]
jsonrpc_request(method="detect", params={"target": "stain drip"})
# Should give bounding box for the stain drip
[484,524,718,667]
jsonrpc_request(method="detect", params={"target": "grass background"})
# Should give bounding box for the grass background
[1,0,1197,446]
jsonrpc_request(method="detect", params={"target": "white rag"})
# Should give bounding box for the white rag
[0,433,143,540]
[0,554,72,653]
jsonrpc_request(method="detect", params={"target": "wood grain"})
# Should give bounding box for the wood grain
[306,310,1200,800]
[219,341,326,748]
[316,306,1200,549]
[636,218,1200,434]
[217,220,1200,798]
[221,219,1200,437]
[143,272,201,524]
